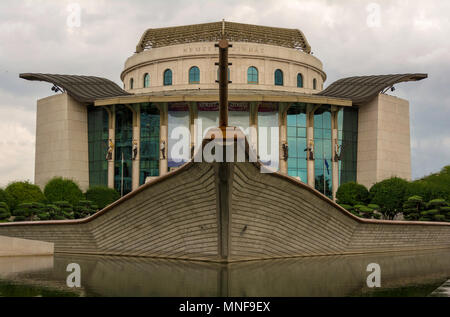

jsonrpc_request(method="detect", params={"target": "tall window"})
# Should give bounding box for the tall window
[297,73,303,88]
[88,106,109,187]
[314,106,332,198]
[247,66,258,84]
[313,78,317,90]
[143,73,150,88]
[287,103,307,183]
[337,108,358,186]
[189,66,200,84]
[129,78,134,90]
[258,103,279,171]
[274,69,283,86]
[168,103,190,170]
[164,69,172,86]
[140,103,160,185]
[114,105,133,196]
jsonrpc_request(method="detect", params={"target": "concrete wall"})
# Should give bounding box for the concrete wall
[0,236,54,256]
[122,42,326,94]
[35,93,89,191]
[357,94,411,188]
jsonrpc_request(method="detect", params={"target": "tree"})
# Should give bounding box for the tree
[0,189,14,210]
[0,202,11,221]
[402,196,425,221]
[44,177,83,206]
[5,181,45,211]
[74,200,98,219]
[336,182,369,205]
[369,177,409,220]
[85,186,120,209]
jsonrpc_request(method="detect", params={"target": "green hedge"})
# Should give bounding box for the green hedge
[85,186,120,209]
[5,182,45,211]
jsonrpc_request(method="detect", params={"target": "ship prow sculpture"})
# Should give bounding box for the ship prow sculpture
[1,31,449,263]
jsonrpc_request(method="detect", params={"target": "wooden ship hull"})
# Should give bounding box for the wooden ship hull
[1,133,449,263]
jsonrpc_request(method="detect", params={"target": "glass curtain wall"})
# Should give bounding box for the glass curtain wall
[140,103,160,184]
[114,105,133,195]
[287,103,308,183]
[337,108,358,185]
[168,103,190,170]
[314,106,333,198]
[88,106,109,187]
[229,102,250,135]
[198,102,219,138]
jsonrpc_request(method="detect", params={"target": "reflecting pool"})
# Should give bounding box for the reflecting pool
[1,249,449,297]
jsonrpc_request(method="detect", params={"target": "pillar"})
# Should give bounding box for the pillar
[105,106,115,190]
[126,104,140,191]
[306,104,321,188]
[279,102,289,174]
[159,103,169,175]
[189,101,198,158]
[331,106,340,201]
[249,101,258,156]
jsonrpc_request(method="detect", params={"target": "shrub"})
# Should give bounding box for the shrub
[336,182,369,206]
[85,186,120,209]
[44,177,83,206]
[74,200,98,219]
[5,181,45,211]
[0,189,14,210]
[402,196,426,221]
[54,201,74,220]
[354,205,374,219]
[369,177,409,220]
[338,204,354,211]
[0,202,11,221]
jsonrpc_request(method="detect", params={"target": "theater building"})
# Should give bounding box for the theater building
[21,21,427,199]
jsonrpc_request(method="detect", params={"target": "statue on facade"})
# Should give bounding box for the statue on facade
[334,142,342,162]
[132,141,138,161]
[106,139,114,161]
[282,143,289,161]
[161,141,166,160]
[305,139,315,161]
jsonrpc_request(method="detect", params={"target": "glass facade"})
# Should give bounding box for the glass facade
[189,66,200,84]
[314,106,333,198]
[198,102,219,138]
[247,67,258,84]
[168,103,189,170]
[88,106,109,187]
[140,103,160,184]
[338,107,358,185]
[287,103,308,183]
[229,102,250,135]
[114,105,133,196]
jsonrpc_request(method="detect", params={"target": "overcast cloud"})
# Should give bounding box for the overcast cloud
[0,0,449,186]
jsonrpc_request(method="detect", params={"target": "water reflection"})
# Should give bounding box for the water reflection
[0,249,449,297]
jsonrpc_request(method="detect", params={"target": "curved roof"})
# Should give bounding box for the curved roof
[20,73,131,103]
[317,73,428,104]
[136,21,311,53]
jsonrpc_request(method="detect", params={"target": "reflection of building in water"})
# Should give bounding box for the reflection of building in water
[22,21,426,198]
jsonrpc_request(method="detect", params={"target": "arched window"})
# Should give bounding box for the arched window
[129,78,134,90]
[164,69,172,86]
[247,66,258,84]
[313,78,317,90]
[143,73,150,88]
[274,69,283,86]
[189,66,200,84]
[297,73,303,88]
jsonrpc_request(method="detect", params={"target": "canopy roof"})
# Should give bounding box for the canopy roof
[317,73,428,104]
[136,21,311,53]
[20,73,131,103]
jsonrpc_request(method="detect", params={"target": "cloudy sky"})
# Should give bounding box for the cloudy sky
[0,0,449,186]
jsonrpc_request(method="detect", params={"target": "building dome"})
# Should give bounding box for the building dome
[121,21,326,94]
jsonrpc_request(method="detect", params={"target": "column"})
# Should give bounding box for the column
[189,101,198,158]
[159,102,169,176]
[249,101,258,156]
[279,102,289,174]
[331,106,340,201]
[306,104,321,188]
[126,104,141,191]
[105,105,115,190]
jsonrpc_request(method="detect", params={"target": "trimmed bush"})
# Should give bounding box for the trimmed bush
[44,177,83,206]
[54,201,74,220]
[85,186,120,209]
[0,202,11,221]
[74,200,98,219]
[336,182,369,206]
[403,196,426,221]
[338,204,354,211]
[5,181,45,211]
